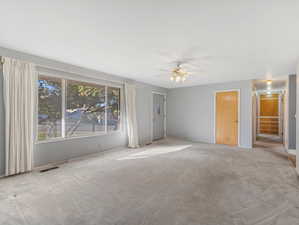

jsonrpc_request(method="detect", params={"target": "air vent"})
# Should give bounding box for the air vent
[40,166,59,173]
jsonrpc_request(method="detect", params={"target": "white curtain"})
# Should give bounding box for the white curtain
[125,82,139,148]
[3,57,36,176]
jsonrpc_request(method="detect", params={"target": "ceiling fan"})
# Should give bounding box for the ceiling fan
[170,62,188,83]
[158,58,207,83]
[156,48,211,83]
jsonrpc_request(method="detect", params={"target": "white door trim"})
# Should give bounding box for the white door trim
[152,92,167,141]
[278,93,283,138]
[214,89,241,146]
[257,92,282,137]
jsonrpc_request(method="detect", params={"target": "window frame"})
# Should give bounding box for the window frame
[36,73,123,144]
[106,86,122,132]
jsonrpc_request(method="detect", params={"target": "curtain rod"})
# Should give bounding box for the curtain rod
[0,55,125,84]
[36,64,125,85]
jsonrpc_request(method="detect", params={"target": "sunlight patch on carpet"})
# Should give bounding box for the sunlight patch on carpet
[117,145,192,160]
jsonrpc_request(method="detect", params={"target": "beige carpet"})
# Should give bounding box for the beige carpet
[0,138,298,225]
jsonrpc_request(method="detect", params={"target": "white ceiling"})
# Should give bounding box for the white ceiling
[0,0,298,88]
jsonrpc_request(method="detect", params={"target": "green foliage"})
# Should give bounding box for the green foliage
[38,78,62,120]
[67,82,105,110]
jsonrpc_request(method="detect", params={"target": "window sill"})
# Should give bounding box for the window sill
[36,130,123,144]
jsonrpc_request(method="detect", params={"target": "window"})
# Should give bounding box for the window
[38,76,62,141]
[37,75,121,142]
[107,87,121,131]
[66,80,105,137]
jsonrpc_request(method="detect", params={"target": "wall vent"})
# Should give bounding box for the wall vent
[40,166,59,173]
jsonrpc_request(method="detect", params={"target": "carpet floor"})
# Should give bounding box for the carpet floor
[0,138,298,225]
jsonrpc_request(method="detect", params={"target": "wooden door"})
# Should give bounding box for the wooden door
[216,91,238,146]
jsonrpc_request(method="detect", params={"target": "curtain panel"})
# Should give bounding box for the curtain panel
[3,57,36,176]
[125,82,139,148]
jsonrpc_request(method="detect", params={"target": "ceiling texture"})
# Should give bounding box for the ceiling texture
[0,0,298,88]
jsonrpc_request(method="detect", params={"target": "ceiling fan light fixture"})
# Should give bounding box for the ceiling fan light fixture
[170,63,189,83]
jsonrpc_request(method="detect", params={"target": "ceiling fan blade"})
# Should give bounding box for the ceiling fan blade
[155,73,172,77]
[159,68,172,73]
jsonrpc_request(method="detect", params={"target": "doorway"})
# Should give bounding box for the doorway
[215,90,239,146]
[257,93,282,143]
[252,79,287,147]
[257,93,284,144]
[153,93,166,141]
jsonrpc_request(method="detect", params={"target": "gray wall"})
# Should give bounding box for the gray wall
[167,80,252,148]
[0,47,166,175]
[296,65,299,174]
[0,67,4,175]
[35,132,127,167]
[288,75,296,149]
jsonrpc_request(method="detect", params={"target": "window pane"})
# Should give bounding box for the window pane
[107,87,121,131]
[38,75,62,141]
[66,80,105,137]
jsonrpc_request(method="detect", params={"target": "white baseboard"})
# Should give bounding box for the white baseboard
[240,144,253,149]
[287,149,296,155]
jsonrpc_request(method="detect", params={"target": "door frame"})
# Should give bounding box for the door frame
[152,91,167,141]
[256,91,283,137]
[214,89,241,146]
